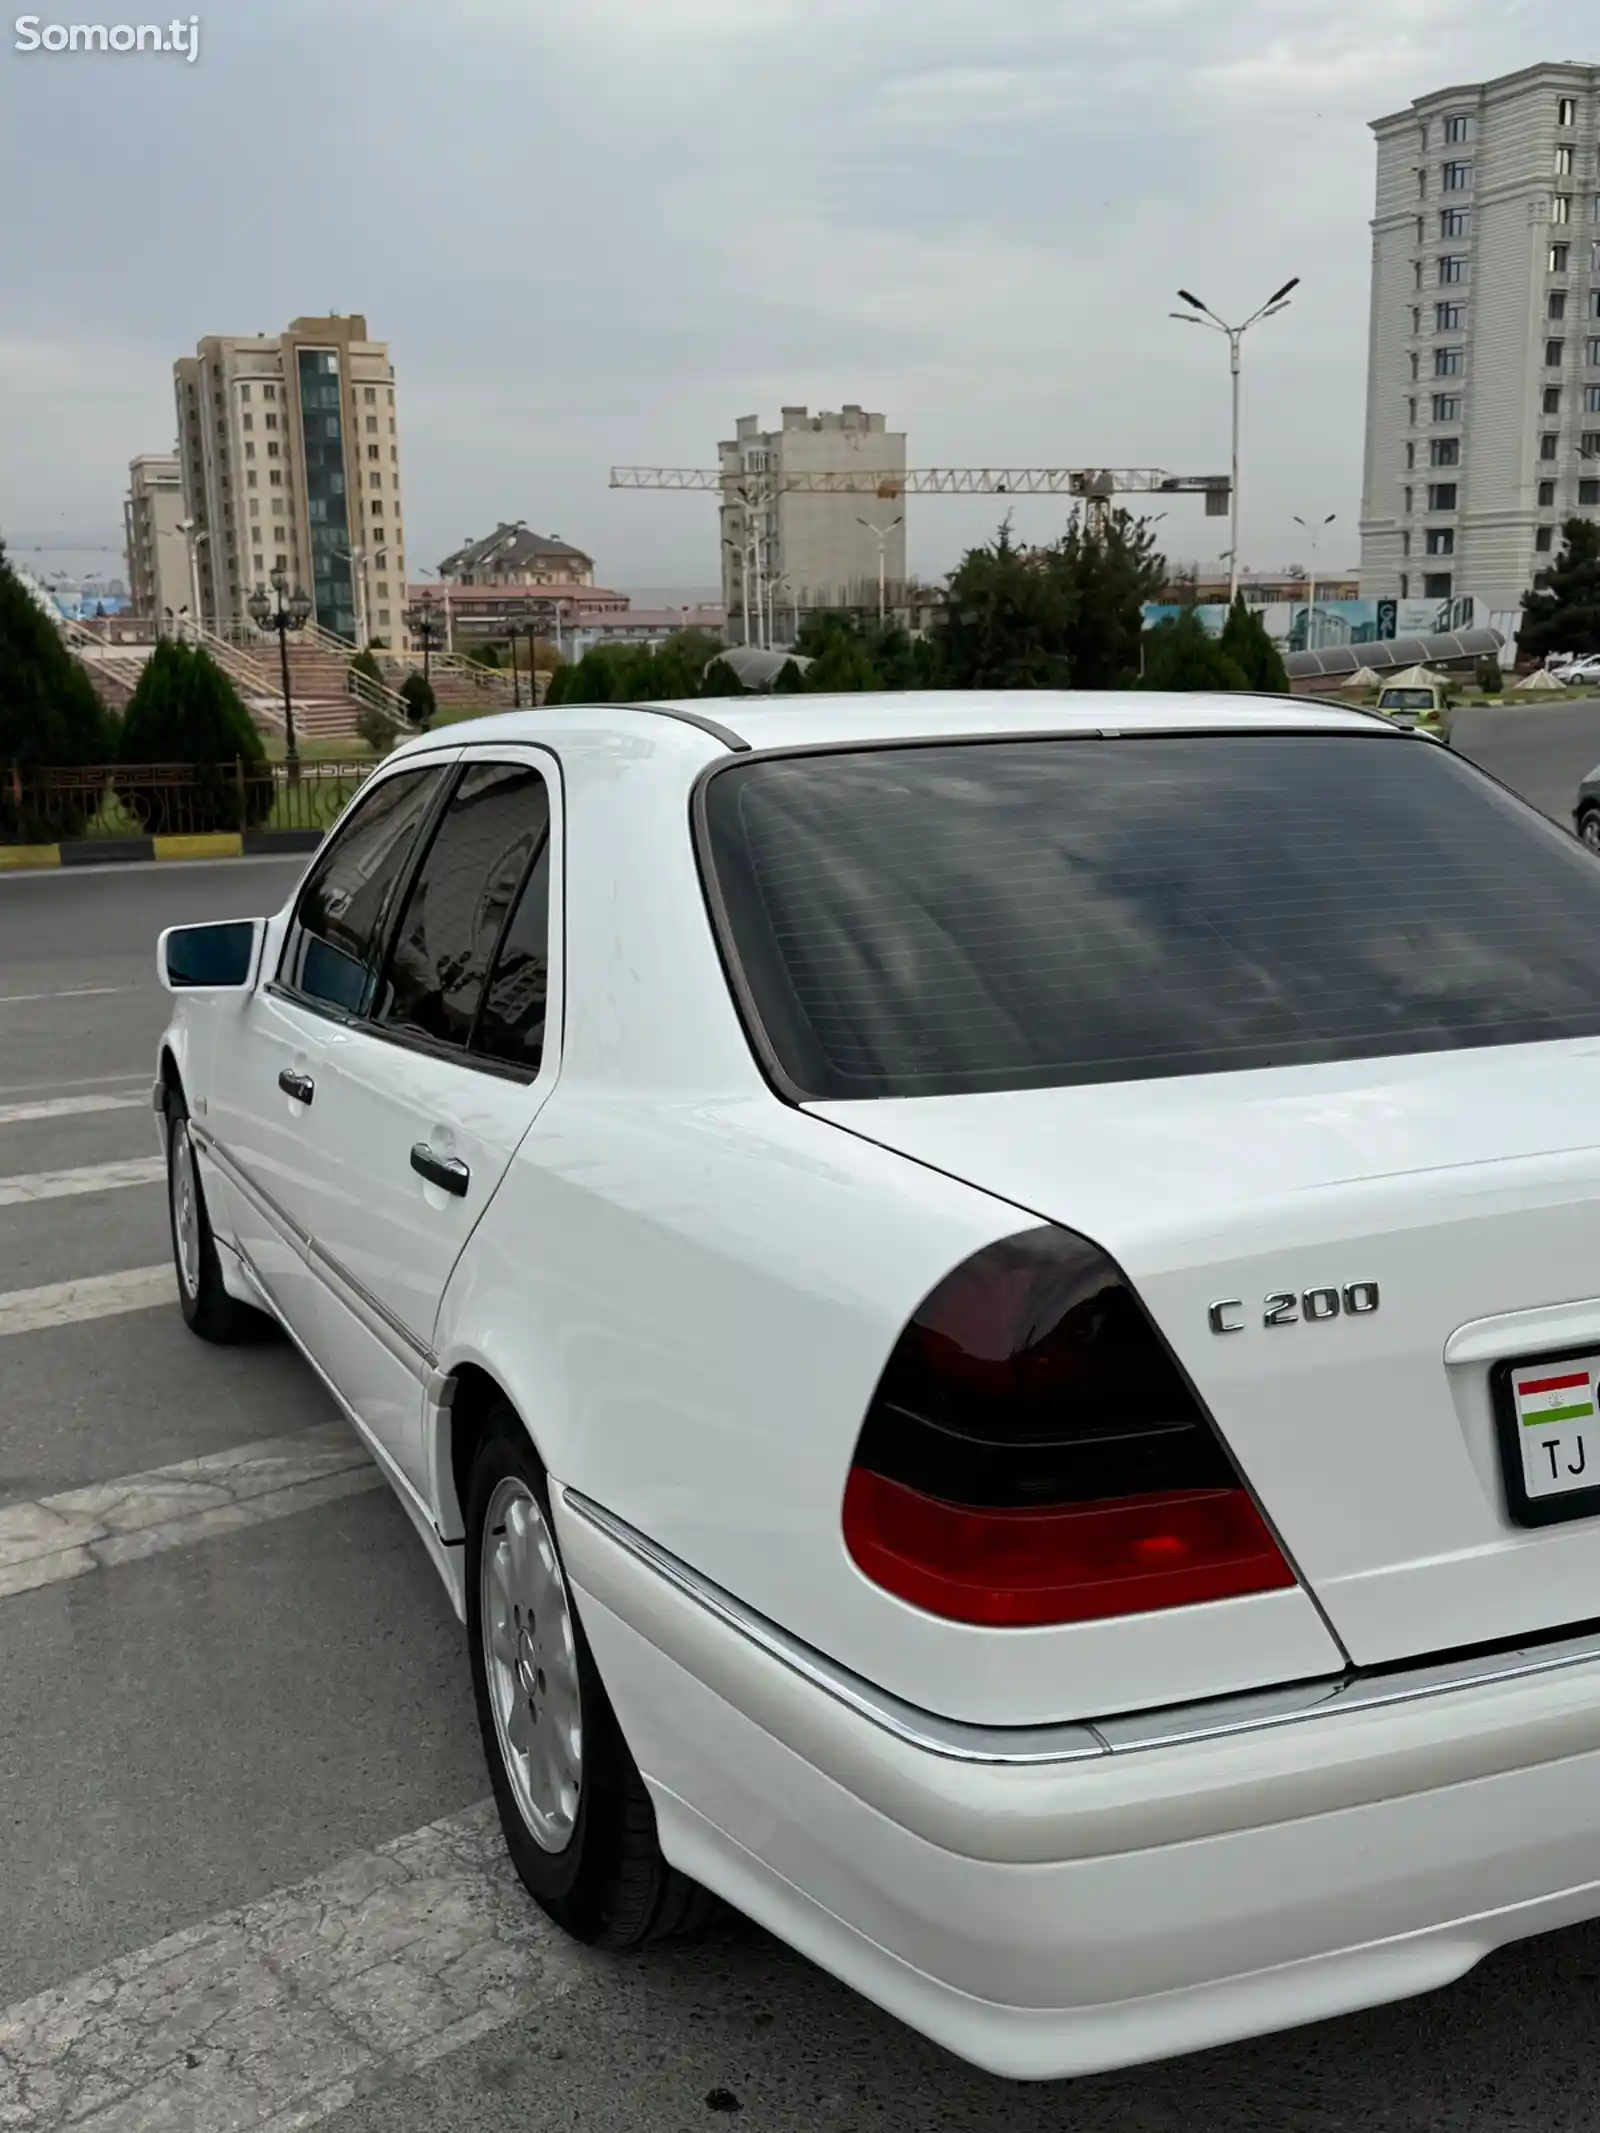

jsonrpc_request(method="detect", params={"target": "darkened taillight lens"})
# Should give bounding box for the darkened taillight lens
[843,1227,1293,1627]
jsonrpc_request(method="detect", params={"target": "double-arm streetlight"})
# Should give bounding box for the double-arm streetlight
[247,567,313,775]
[857,515,903,627]
[1171,278,1300,605]
[1293,512,1338,650]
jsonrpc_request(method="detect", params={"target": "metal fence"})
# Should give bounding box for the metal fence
[2,761,376,843]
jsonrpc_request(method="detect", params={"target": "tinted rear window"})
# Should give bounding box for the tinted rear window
[701,733,1600,1099]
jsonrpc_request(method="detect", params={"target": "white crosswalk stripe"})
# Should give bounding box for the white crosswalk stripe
[0,1422,384,1601]
[0,1064,565,2133]
[0,1801,587,2133]
[0,987,129,1007]
[0,1156,165,1207]
[0,1265,176,1339]
[0,1093,147,1126]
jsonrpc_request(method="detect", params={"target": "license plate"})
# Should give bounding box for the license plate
[1492,1348,1600,1527]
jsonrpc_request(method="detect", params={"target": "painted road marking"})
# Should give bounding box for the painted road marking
[0,1421,384,1601]
[0,1156,165,1207]
[0,1070,150,1102]
[0,1801,587,2133]
[0,1265,176,1340]
[0,986,129,1006]
[0,1093,147,1127]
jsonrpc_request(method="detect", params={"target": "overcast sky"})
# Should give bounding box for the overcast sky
[0,0,1589,593]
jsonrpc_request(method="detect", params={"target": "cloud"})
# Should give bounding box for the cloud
[0,0,1588,590]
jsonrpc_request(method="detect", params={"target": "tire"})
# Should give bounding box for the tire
[465,1407,714,1948]
[1580,809,1600,856]
[165,1090,270,1345]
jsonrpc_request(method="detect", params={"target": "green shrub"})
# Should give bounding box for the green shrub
[0,540,115,838]
[114,639,272,833]
[400,671,437,728]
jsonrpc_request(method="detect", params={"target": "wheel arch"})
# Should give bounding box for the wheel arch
[434,1361,544,1546]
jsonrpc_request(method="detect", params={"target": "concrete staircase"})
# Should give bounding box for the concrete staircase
[60,620,153,712]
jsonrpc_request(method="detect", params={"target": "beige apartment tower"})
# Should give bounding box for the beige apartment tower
[122,453,191,626]
[719,406,908,643]
[1361,63,1600,615]
[173,314,407,645]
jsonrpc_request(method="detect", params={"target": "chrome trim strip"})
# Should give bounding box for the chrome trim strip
[562,1489,1600,1767]
[190,1122,315,1254]
[229,1236,466,1619]
[560,1489,1102,1766]
[190,1122,436,1382]
[307,1241,438,1380]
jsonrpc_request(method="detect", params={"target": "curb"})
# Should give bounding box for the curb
[0,828,323,873]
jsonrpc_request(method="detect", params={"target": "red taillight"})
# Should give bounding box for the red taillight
[843,1226,1294,1627]
[843,1470,1293,1628]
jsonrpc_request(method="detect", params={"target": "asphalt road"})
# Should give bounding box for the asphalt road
[1450,692,1600,822]
[6,743,1600,2132]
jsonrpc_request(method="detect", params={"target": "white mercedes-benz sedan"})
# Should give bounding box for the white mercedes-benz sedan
[154,692,1600,2080]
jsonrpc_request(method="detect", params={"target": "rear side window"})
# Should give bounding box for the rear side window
[372,761,549,1052]
[702,734,1600,1098]
[471,840,552,1073]
[278,767,443,1015]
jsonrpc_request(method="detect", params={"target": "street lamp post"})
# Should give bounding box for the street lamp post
[247,567,314,776]
[332,544,388,650]
[1293,512,1338,650]
[1171,278,1300,606]
[403,596,447,683]
[177,520,207,641]
[857,516,903,627]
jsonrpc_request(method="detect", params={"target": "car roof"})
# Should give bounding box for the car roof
[394,689,1390,764]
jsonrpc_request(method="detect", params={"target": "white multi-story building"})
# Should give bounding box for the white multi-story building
[173,314,408,645]
[1360,63,1600,615]
[122,453,190,626]
[719,406,908,643]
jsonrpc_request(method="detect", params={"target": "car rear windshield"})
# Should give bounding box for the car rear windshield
[700,732,1600,1099]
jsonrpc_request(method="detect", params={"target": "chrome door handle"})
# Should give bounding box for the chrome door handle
[278,1069,315,1105]
[410,1144,470,1197]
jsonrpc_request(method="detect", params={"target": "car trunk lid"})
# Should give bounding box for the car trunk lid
[811,1039,1600,1667]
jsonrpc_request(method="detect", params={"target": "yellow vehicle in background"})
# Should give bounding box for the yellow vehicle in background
[1374,672,1453,741]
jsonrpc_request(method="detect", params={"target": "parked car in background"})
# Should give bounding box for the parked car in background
[154,693,1600,2081]
[1573,764,1600,851]
[1560,654,1600,691]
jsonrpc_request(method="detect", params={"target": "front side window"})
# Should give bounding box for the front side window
[278,768,443,1014]
[372,762,551,1055]
[1435,347,1463,376]
[1442,161,1473,191]
[1429,483,1458,510]
[1439,254,1468,283]
[702,737,1600,1098]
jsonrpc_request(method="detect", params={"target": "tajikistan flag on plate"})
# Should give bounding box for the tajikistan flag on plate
[1516,1369,1597,1427]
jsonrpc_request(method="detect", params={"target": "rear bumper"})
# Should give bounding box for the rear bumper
[557,1486,1600,2078]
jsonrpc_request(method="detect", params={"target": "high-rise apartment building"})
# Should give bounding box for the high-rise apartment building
[122,452,190,625]
[1360,63,1600,614]
[719,406,907,642]
[173,314,407,644]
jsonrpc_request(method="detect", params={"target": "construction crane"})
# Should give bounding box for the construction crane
[609,465,1230,644]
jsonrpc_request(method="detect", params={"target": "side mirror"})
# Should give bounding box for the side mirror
[158,918,266,994]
